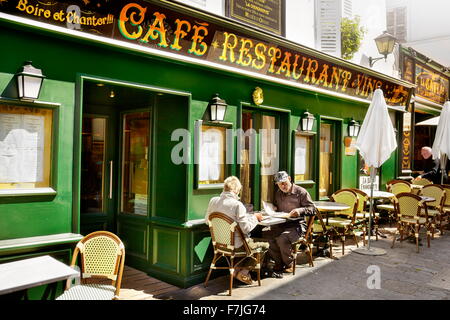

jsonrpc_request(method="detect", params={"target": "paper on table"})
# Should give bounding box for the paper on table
[262,201,290,218]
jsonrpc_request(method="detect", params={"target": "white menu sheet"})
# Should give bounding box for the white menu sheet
[0,113,45,183]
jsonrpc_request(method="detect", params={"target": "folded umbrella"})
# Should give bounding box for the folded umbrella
[354,88,398,255]
[416,116,439,126]
[431,101,450,184]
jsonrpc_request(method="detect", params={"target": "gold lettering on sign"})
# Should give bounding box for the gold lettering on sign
[219,32,238,63]
[118,3,147,40]
[140,12,168,47]
[252,43,267,70]
[267,47,282,73]
[171,19,191,51]
[188,22,209,56]
[237,38,254,67]
[402,131,411,169]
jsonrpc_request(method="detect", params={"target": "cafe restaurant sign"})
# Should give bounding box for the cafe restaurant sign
[1,0,412,106]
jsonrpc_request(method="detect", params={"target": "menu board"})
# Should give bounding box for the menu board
[0,113,45,183]
[199,126,225,183]
[294,135,307,175]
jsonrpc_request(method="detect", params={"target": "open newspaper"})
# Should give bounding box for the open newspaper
[262,201,290,219]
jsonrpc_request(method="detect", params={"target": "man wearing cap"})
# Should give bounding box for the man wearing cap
[264,171,315,275]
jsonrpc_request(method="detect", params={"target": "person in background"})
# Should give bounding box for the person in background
[263,171,315,277]
[416,146,446,184]
[206,176,269,285]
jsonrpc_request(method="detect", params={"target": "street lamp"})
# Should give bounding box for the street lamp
[369,31,397,68]
[299,110,315,132]
[15,61,45,100]
[208,93,227,121]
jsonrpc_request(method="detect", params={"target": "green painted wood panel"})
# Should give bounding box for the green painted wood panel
[0,75,74,240]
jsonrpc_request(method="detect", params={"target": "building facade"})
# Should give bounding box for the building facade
[399,46,450,177]
[0,0,413,295]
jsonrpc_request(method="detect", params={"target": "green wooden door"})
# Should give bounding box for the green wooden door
[80,111,117,235]
[319,119,341,199]
[80,109,151,235]
[79,78,153,235]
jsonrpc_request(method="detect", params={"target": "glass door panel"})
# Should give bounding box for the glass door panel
[240,111,254,208]
[121,111,150,216]
[319,123,332,199]
[260,115,279,205]
[81,117,106,213]
[240,110,281,211]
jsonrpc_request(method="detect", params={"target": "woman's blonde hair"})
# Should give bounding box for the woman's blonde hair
[223,176,242,194]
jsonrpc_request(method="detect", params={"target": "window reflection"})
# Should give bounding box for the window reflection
[81,117,106,213]
[121,112,150,216]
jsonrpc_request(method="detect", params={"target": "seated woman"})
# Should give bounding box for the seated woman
[206,176,269,285]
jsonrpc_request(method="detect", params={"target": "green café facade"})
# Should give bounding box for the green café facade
[0,0,413,294]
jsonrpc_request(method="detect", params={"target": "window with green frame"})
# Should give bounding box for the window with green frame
[294,132,313,183]
[0,104,54,190]
[195,120,231,188]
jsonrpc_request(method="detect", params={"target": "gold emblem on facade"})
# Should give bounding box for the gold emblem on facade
[252,87,264,105]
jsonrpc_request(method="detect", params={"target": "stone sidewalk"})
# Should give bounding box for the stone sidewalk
[156,227,450,300]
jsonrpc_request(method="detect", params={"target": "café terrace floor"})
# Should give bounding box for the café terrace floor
[118,225,450,300]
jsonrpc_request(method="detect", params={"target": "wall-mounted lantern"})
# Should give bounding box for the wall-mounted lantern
[348,119,361,137]
[299,110,315,132]
[208,93,227,122]
[15,61,45,101]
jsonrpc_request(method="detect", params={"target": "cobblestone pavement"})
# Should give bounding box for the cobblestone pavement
[157,227,450,300]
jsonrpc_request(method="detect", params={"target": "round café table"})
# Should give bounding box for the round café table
[367,191,394,199]
[312,201,350,225]
[312,201,350,260]
[312,201,350,212]
[420,196,435,203]
[364,191,394,239]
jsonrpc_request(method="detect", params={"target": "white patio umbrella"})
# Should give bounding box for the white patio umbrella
[416,116,439,126]
[354,88,398,256]
[431,101,450,184]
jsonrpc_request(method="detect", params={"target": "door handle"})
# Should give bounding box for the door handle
[329,172,333,186]
[109,160,113,199]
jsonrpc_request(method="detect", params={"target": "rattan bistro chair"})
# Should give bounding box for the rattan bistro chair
[351,189,380,242]
[420,184,446,237]
[291,215,315,275]
[204,212,268,296]
[327,189,362,255]
[411,177,432,185]
[441,185,450,228]
[387,180,412,194]
[56,231,125,300]
[377,180,411,225]
[391,193,431,253]
[411,177,432,195]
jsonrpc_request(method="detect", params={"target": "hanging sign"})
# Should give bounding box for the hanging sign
[226,0,285,36]
[415,63,449,105]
